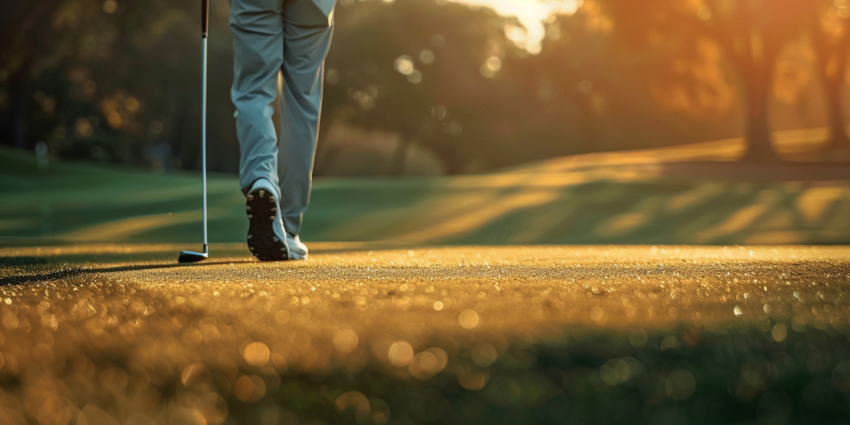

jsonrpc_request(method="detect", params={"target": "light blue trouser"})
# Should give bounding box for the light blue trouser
[230,0,335,236]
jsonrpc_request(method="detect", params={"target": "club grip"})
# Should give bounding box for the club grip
[202,0,209,38]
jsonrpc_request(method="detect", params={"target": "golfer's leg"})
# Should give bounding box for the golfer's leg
[230,0,285,196]
[279,0,335,235]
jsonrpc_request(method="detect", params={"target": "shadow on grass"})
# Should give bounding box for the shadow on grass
[208,326,850,425]
[0,259,257,286]
[4,322,845,425]
[3,141,850,246]
[0,256,49,267]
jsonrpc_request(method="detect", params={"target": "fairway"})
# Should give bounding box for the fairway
[1,138,850,248]
[6,0,850,422]
[1,244,850,424]
[2,142,850,424]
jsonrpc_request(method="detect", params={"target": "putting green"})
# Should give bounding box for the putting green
[0,244,849,424]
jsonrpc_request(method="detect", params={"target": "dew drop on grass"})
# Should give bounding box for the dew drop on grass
[459,310,479,329]
[772,324,787,342]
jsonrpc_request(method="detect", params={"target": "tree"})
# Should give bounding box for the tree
[0,0,55,148]
[0,0,216,168]
[603,0,820,162]
[321,0,519,175]
[810,0,850,150]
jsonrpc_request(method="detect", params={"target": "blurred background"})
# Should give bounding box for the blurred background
[1,0,849,244]
[6,0,850,174]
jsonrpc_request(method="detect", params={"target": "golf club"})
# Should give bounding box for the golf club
[178,0,210,263]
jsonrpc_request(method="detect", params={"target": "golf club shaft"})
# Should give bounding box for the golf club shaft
[201,0,209,254]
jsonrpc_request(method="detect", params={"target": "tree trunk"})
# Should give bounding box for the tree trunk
[426,141,465,175]
[0,58,32,149]
[391,137,410,176]
[818,31,850,151]
[810,14,850,151]
[824,76,850,149]
[578,96,600,149]
[740,64,782,162]
[742,108,778,162]
[313,139,341,176]
[0,3,52,150]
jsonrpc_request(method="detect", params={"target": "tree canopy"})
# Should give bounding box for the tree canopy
[1,0,848,174]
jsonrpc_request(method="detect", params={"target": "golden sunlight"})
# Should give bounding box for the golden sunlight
[448,0,584,53]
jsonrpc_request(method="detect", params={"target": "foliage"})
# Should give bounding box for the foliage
[809,0,850,149]
[601,0,825,162]
[0,0,848,175]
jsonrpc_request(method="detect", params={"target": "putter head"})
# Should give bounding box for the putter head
[178,250,208,263]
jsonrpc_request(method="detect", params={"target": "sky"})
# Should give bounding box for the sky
[448,0,584,53]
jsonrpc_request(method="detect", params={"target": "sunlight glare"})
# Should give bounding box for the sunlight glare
[449,0,584,53]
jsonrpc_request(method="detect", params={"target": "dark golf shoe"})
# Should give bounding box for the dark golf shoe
[246,179,290,261]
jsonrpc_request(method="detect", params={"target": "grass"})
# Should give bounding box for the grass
[1,244,849,425]
[1,139,849,246]
[2,135,850,424]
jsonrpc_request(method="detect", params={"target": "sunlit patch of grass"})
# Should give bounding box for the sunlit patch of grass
[1,144,849,246]
[0,245,848,424]
[796,186,849,223]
